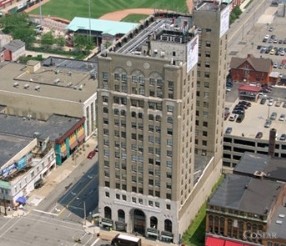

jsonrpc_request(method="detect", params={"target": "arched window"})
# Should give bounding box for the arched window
[132,112,137,117]
[155,115,161,122]
[164,219,172,232]
[118,209,125,222]
[103,107,108,113]
[149,114,154,121]
[121,110,126,116]
[150,216,158,229]
[104,206,112,219]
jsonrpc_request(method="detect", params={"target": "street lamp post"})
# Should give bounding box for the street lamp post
[88,0,92,42]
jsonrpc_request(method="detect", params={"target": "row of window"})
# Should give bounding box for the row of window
[105,192,172,210]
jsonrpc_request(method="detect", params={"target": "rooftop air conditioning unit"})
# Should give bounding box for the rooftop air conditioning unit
[24,84,30,89]
[35,85,40,91]
[54,78,60,84]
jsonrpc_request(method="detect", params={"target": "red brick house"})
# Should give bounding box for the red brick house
[230,54,272,85]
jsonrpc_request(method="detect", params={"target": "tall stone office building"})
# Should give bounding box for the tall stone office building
[97,1,230,243]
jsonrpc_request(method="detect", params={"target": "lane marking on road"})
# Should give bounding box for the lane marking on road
[90,238,100,246]
[24,217,84,231]
[33,209,59,216]
[0,217,24,238]
[84,235,96,246]
[58,177,95,217]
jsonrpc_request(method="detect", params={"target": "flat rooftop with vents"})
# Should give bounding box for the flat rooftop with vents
[0,134,33,168]
[0,114,81,142]
[0,58,97,103]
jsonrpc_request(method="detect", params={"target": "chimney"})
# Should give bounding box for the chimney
[268,128,276,157]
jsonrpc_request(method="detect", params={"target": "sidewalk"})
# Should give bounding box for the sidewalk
[28,137,97,205]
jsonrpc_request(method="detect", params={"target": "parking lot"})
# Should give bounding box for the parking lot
[228,5,286,78]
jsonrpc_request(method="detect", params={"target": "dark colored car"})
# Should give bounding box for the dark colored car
[225,127,232,134]
[255,132,263,139]
[260,98,267,105]
[236,114,245,123]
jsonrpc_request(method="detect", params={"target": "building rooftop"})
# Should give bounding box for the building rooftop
[230,54,272,73]
[0,134,33,168]
[195,0,227,11]
[0,114,81,142]
[0,60,97,103]
[101,12,198,64]
[209,174,282,215]
[234,152,286,182]
[4,39,25,52]
[268,206,286,240]
[224,97,286,141]
[67,17,138,36]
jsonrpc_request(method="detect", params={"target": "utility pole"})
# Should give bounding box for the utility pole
[39,0,43,26]
[84,201,86,225]
[88,0,92,42]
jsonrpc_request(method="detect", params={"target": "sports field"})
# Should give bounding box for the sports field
[30,0,188,20]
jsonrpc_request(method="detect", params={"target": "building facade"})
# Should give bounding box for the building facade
[206,174,286,246]
[0,58,97,139]
[193,2,229,164]
[0,135,56,206]
[97,2,230,243]
[230,54,272,84]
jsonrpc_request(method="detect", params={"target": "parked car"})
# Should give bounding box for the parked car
[260,98,267,105]
[280,134,286,141]
[264,119,272,128]
[229,114,237,121]
[283,102,286,108]
[279,114,286,121]
[268,98,274,106]
[225,127,232,134]
[236,114,245,123]
[255,132,263,139]
[87,150,97,159]
[275,101,282,107]
[270,112,277,120]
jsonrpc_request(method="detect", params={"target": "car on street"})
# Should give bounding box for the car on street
[87,150,97,159]
[225,127,232,134]
[255,132,263,139]
[280,134,286,141]
[279,114,286,121]
[236,114,245,123]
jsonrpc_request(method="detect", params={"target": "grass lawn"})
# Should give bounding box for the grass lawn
[122,14,149,23]
[30,0,188,20]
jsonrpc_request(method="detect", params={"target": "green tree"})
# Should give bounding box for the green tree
[0,13,35,47]
[73,34,93,52]
[55,36,65,47]
[41,31,55,47]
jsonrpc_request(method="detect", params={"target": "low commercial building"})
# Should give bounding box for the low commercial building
[230,54,272,85]
[0,57,97,139]
[0,113,85,165]
[66,17,138,48]
[0,112,87,207]
[3,39,25,61]
[0,134,55,207]
[206,174,286,245]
